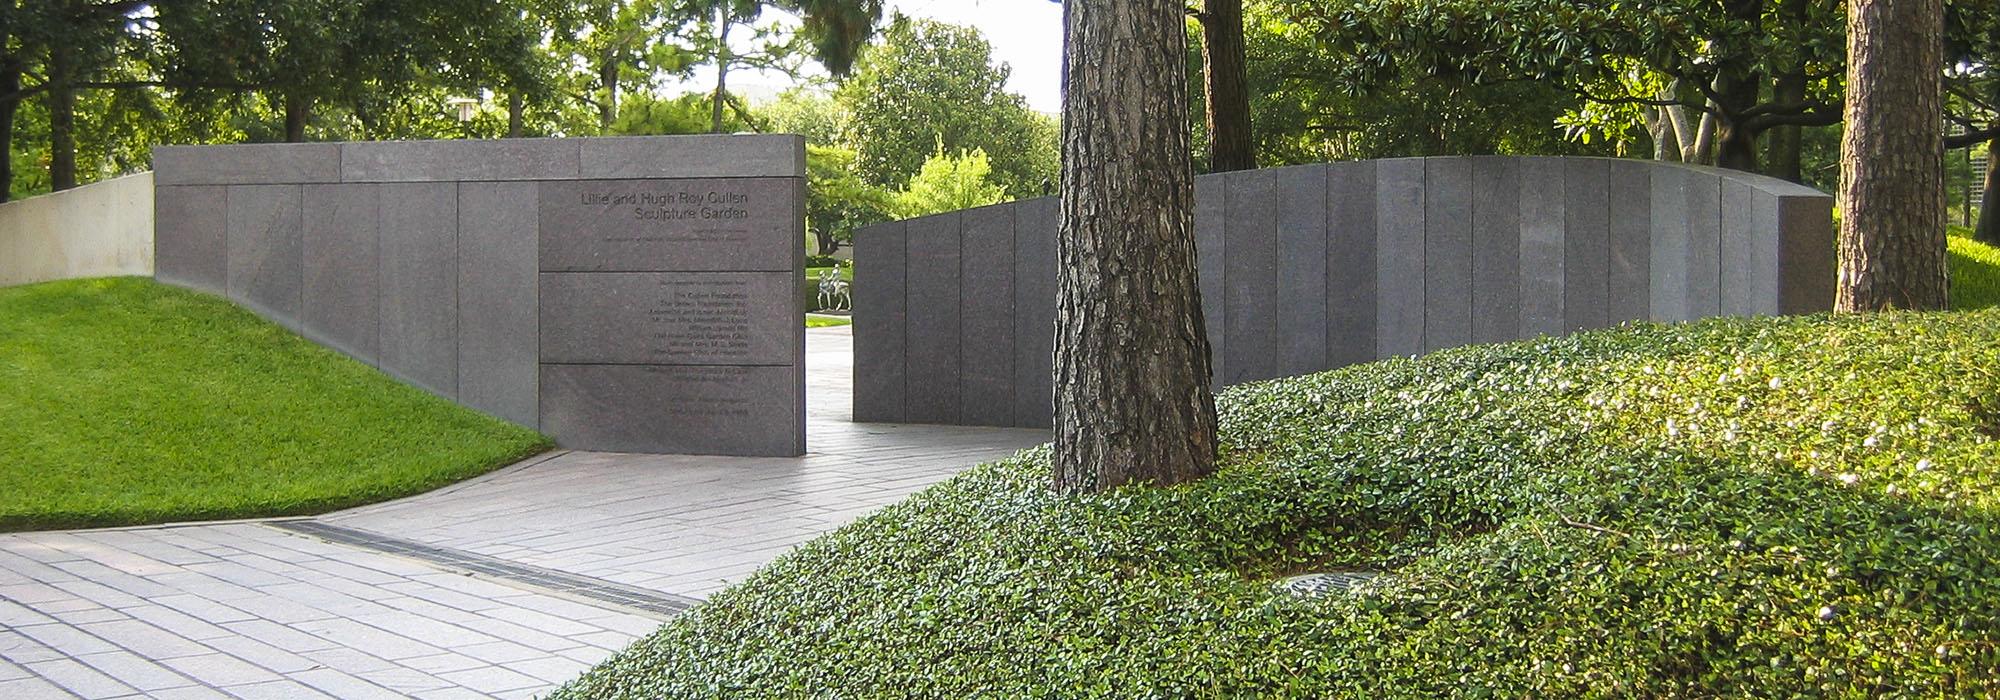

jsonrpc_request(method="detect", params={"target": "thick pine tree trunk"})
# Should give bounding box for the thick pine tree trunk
[1198,0,1254,173]
[1975,138,1999,246]
[1837,0,1948,311]
[1053,0,1219,494]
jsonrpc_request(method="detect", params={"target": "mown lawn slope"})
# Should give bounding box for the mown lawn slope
[555,307,2000,698]
[0,277,550,530]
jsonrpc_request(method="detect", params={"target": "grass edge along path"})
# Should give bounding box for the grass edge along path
[0,277,552,531]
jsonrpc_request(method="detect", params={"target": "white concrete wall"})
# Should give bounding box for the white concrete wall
[0,172,155,287]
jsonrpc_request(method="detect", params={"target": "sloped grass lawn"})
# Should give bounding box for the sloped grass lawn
[555,308,2000,698]
[1949,228,2000,309]
[0,278,550,530]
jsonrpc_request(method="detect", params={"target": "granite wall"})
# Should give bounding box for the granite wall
[153,135,806,456]
[855,156,1835,428]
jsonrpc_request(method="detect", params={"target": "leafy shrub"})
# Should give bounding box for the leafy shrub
[553,310,2000,698]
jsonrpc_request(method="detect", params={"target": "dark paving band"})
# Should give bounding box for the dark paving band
[267,520,702,618]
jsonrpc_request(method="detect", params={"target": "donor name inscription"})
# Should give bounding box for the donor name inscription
[579,188,752,221]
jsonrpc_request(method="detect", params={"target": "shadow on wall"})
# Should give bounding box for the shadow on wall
[854,156,1835,429]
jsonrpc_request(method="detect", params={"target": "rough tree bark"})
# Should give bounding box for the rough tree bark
[1053,0,1219,494]
[1977,138,1999,246]
[1196,0,1254,172]
[1837,0,1949,311]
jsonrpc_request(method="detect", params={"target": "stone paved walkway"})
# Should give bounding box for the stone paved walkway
[0,327,1049,698]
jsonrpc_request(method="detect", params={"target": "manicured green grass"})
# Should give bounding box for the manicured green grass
[0,277,551,531]
[804,314,852,328]
[1949,227,2000,309]
[554,309,2000,698]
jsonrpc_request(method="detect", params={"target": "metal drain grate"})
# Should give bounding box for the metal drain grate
[1277,571,1382,596]
[268,520,701,618]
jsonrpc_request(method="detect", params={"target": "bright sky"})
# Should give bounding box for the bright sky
[663,0,1066,114]
[888,0,1065,113]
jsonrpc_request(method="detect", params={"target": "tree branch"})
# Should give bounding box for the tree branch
[1740,109,1843,131]
[1946,126,2000,150]
[1573,87,1708,112]
[1738,99,1838,119]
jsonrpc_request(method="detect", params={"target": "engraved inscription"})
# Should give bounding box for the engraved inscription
[539,178,797,272]
[538,272,793,366]
[650,278,752,359]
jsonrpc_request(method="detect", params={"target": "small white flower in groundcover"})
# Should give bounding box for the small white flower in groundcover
[1915,458,1934,472]
[1838,473,1860,485]
[1818,605,1839,622]
[1863,435,1880,448]
[1768,377,1783,390]
[1820,420,1837,433]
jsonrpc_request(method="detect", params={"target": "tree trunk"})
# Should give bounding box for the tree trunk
[1766,0,1809,183]
[1711,73,1764,173]
[1053,0,1218,494]
[1197,0,1254,173]
[814,229,839,257]
[48,44,77,192]
[508,92,525,138]
[1688,110,1717,165]
[598,53,620,130]
[1837,0,1948,311]
[710,3,734,134]
[1767,70,1807,183]
[1975,137,1999,246]
[0,61,18,204]
[1644,107,1679,162]
[283,93,310,143]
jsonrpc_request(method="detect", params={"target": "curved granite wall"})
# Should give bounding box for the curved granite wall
[853,156,1835,429]
[152,135,809,456]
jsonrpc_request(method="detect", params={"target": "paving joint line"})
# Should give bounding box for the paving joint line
[263,520,701,620]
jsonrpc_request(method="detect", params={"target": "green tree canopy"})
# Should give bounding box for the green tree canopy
[837,16,1056,197]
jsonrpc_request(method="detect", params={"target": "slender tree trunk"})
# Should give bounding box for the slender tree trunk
[1644,107,1680,161]
[598,54,619,130]
[1197,0,1254,172]
[1975,137,1999,246]
[48,44,77,192]
[0,61,18,204]
[1766,0,1809,183]
[507,92,524,138]
[1689,110,1718,165]
[710,3,734,134]
[1053,0,1218,493]
[1768,71,1807,183]
[1711,72,1764,173]
[282,93,310,143]
[1837,0,1948,311]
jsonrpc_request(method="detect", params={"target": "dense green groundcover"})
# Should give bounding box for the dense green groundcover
[0,277,551,530]
[555,309,2000,698]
